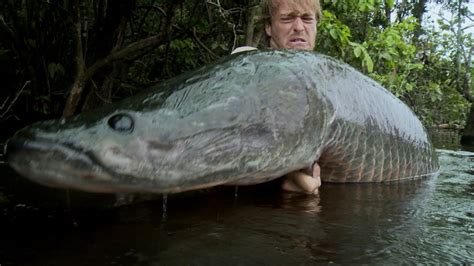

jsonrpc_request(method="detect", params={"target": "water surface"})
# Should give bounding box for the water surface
[0,148,473,265]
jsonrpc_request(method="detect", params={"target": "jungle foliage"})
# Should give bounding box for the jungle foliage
[0,0,472,140]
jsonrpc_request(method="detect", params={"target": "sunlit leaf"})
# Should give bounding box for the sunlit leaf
[329,28,339,40]
[354,46,362,58]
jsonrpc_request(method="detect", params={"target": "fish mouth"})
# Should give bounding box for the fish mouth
[5,137,226,194]
[5,137,131,193]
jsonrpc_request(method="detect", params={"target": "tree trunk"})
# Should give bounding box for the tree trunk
[455,0,474,146]
[381,0,392,28]
[80,0,137,112]
[62,0,86,118]
[461,103,474,146]
[396,0,409,22]
[245,5,257,46]
[412,0,426,38]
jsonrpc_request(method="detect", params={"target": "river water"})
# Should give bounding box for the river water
[0,138,473,265]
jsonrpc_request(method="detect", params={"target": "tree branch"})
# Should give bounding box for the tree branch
[461,24,474,31]
[63,1,185,117]
[62,0,86,118]
[135,5,167,36]
[461,45,473,102]
[0,14,23,51]
[0,15,15,40]
[245,5,257,46]
[84,32,169,81]
[192,27,218,58]
[0,81,30,119]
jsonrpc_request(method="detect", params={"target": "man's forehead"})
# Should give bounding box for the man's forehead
[272,0,316,15]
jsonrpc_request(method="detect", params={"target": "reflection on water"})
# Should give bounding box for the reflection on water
[0,149,473,265]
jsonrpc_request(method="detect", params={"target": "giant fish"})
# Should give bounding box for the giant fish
[6,50,439,194]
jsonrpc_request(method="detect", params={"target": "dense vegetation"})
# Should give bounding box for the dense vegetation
[0,0,472,142]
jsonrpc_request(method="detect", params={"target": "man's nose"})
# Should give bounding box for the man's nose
[292,17,305,32]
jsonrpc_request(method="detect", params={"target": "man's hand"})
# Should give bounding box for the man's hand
[281,163,321,194]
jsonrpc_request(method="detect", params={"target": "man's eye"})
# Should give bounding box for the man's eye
[280,17,294,22]
[302,17,315,23]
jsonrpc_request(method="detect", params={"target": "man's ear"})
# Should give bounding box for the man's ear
[265,23,272,37]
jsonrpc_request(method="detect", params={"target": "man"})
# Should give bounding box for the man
[264,0,322,195]
[232,0,322,195]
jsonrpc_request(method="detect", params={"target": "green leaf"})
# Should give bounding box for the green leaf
[354,46,362,58]
[385,0,395,9]
[406,63,424,71]
[47,63,65,79]
[329,28,339,40]
[348,41,359,47]
[363,53,374,73]
[379,52,392,61]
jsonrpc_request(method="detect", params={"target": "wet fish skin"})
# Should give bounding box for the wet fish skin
[6,50,439,194]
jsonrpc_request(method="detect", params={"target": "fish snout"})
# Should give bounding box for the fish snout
[5,138,26,161]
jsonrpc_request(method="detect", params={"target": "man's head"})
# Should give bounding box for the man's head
[261,0,321,50]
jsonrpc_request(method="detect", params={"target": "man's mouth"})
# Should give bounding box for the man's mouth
[289,38,307,44]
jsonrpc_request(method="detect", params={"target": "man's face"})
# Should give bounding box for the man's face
[265,1,317,50]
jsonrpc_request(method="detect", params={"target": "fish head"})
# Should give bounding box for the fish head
[6,50,321,194]
[6,96,291,194]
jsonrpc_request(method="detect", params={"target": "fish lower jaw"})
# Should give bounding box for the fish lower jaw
[9,160,119,192]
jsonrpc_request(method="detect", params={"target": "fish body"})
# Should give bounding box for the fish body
[6,50,439,193]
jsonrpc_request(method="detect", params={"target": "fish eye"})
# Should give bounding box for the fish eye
[107,113,134,133]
